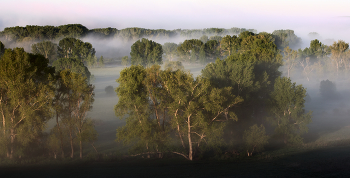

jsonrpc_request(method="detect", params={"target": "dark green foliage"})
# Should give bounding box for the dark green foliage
[269,77,312,145]
[52,58,91,81]
[162,42,178,61]
[164,61,184,71]
[130,38,163,66]
[319,79,336,99]
[177,39,203,62]
[89,27,118,38]
[31,41,58,64]
[0,24,89,42]
[243,124,269,156]
[0,41,4,57]
[0,48,54,158]
[272,29,302,49]
[57,37,96,62]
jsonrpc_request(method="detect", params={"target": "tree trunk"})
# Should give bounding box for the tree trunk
[56,112,65,158]
[187,115,193,161]
[80,140,82,159]
[69,130,74,158]
[10,128,14,159]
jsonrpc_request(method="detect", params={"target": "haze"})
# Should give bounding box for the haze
[1,0,350,41]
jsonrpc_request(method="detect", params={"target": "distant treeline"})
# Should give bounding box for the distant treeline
[0,24,300,49]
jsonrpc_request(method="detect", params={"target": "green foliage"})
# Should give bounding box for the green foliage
[0,41,4,57]
[31,41,58,64]
[56,69,95,158]
[0,48,54,158]
[199,35,209,43]
[243,124,269,156]
[177,39,203,62]
[98,56,105,68]
[163,61,184,71]
[115,64,243,160]
[272,29,302,49]
[57,37,96,62]
[269,77,312,145]
[52,58,91,81]
[162,43,178,61]
[121,56,129,66]
[130,38,163,66]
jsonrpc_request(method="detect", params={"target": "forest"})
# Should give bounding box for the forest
[1,24,350,176]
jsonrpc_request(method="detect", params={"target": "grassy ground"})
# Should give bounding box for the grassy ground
[1,144,350,177]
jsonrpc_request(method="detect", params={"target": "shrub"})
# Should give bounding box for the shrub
[105,85,115,95]
[243,124,269,156]
[320,79,336,99]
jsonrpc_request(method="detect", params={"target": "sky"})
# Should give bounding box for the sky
[1,0,349,41]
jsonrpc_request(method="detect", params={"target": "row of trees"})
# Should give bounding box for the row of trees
[281,39,350,80]
[115,31,312,159]
[161,31,300,64]
[0,48,96,159]
[0,24,259,43]
[30,37,104,68]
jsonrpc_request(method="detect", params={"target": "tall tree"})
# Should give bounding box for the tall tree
[0,41,5,57]
[130,38,163,66]
[268,77,312,145]
[177,39,203,62]
[0,48,54,158]
[31,41,58,64]
[58,69,95,158]
[161,70,243,160]
[52,58,91,81]
[162,43,178,61]
[57,37,96,62]
[282,46,298,78]
[329,40,349,76]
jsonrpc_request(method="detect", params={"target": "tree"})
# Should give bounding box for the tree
[161,70,243,160]
[52,58,91,81]
[269,77,312,145]
[162,43,178,61]
[115,65,167,157]
[319,79,337,99]
[121,56,129,67]
[0,41,5,57]
[282,46,298,77]
[115,65,243,160]
[130,38,163,66]
[98,56,105,68]
[199,35,209,43]
[243,124,269,156]
[221,35,240,57]
[177,39,203,62]
[329,40,349,76]
[0,48,54,158]
[31,41,58,64]
[163,61,184,71]
[57,37,96,62]
[57,69,95,158]
[105,85,115,95]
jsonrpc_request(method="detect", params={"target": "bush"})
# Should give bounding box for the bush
[105,85,115,95]
[243,124,269,156]
[320,79,336,99]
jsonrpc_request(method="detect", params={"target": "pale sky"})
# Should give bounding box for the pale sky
[1,0,349,40]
